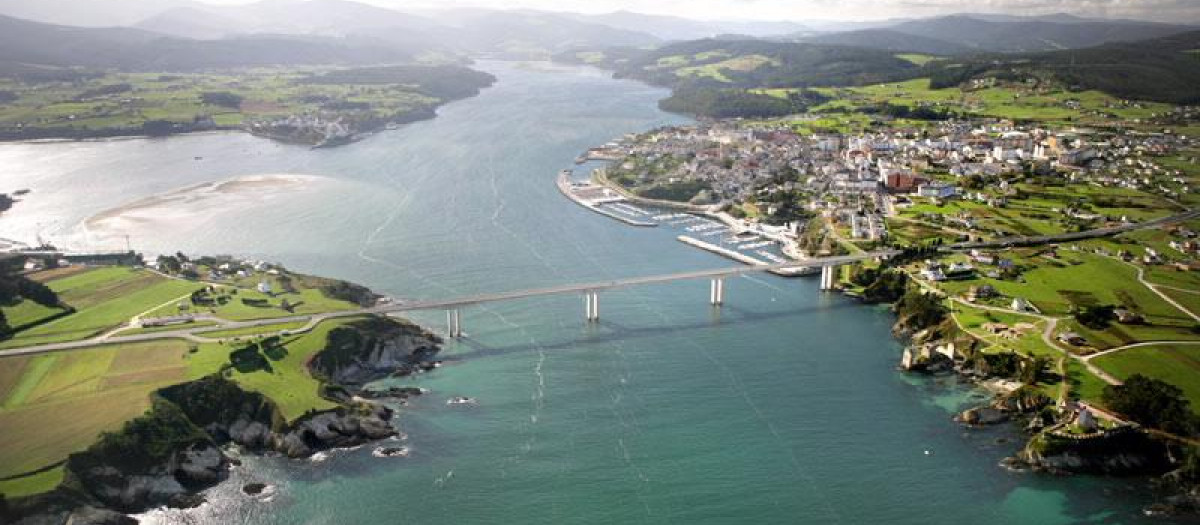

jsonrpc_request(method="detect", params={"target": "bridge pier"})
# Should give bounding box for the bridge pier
[709,277,725,305]
[446,309,462,338]
[584,291,599,322]
[819,265,838,291]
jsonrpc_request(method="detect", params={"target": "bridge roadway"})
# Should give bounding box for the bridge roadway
[3,206,1198,358]
[0,251,894,357]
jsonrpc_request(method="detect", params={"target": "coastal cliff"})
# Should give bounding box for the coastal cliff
[309,316,442,386]
[1018,426,1174,475]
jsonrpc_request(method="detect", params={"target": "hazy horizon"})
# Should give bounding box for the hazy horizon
[0,0,1196,26]
[183,0,1200,24]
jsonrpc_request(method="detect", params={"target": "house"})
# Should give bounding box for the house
[257,281,272,294]
[1011,297,1037,313]
[968,285,998,301]
[945,262,975,278]
[884,172,927,193]
[1076,406,1098,432]
[1114,308,1145,324]
[969,250,996,265]
[1057,331,1087,346]
[917,183,958,199]
[921,268,947,282]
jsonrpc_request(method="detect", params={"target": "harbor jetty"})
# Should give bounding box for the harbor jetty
[557,171,657,227]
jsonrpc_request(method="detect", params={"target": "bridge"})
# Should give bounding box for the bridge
[366,249,895,337]
[0,250,893,357]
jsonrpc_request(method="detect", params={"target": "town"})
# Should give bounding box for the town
[573,111,1200,461]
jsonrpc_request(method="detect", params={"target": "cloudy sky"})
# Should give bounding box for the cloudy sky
[193,0,1200,22]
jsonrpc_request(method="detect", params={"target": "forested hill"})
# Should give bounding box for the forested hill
[564,39,921,90]
[0,14,418,71]
[927,30,1200,104]
[556,28,1200,118]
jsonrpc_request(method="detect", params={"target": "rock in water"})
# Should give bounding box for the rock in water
[957,406,1009,426]
[243,482,268,495]
[65,506,138,525]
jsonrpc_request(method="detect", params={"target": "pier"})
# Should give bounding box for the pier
[556,171,657,227]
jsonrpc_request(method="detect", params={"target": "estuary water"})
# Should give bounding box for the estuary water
[0,61,1166,524]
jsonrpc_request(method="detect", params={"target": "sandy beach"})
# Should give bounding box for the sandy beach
[84,174,327,236]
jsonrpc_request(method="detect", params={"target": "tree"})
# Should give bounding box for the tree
[1018,356,1051,385]
[16,278,59,307]
[200,91,244,109]
[1103,374,1197,435]
[1075,304,1116,329]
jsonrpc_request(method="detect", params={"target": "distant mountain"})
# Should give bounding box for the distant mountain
[134,2,661,57]
[797,29,970,56]
[135,0,445,38]
[133,7,246,40]
[0,0,197,27]
[569,11,723,41]
[567,11,809,40]
[888,15,1195,52]
[425,9,660,56]
[0,14,417,71]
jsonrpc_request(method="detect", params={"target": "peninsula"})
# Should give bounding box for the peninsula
[0,253,445,522]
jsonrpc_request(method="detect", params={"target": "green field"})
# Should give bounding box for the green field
[676,54,778,83]
[196,320,309,340]
[145,271,359,322]
[0,311,367,496]
[895,54,939,66]
[762,77,1174,125]
[0,340,192,482]
[1093,344,1200,411]
[0,68,437,135]
[185,318,366,421]
[937,250,1200,350]
[1,300,66,330]
[0,268,201,348]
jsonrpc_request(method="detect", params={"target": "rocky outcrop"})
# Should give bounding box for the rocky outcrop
[65,506,138,525]
[308,317,441,386]
[272,404,395,458]
[56,375,400,515]
[61,401,226,513]
[957,406,1009,426]
[159,375,398,459]
[1017,426,1175,475]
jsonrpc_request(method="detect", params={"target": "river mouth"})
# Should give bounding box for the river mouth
[0,61,1169,524]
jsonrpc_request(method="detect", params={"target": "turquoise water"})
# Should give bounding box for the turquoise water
[0,61,1170,523]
